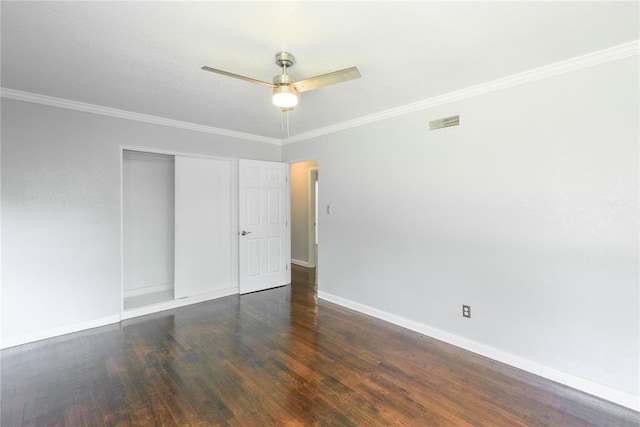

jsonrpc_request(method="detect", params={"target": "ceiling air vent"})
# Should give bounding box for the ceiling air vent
[429,115,459,130]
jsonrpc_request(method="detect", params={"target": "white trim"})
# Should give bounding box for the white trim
[1,314,121,349]
[318,291,640,412]
[291,258,314,268]
[123,150,174,163]
[0,88,281,145]
[1,41,637,146]
[121,144,236,162]
[1,287,240,349]
[308,167,318,268]
[286,167,292,284]
[230,160,240,289]
[122,287,238,320]
[120,148,125,316]
[282,40,640,144]
[123,282,174,298]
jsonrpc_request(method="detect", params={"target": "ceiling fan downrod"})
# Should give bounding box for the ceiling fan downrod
[273,51,294,85]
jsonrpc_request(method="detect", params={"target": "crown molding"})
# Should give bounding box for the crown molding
[2,41,637,147]
[0,88,283,145]
[282,40,640,144]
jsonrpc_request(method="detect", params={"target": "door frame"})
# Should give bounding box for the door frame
[308,167,318,268]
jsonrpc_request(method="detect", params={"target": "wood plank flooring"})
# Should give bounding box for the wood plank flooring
[2,265,639,426]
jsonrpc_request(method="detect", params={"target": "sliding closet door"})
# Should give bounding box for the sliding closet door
[174,156,231,298]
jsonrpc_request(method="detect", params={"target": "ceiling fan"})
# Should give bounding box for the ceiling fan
[202,51,361,134]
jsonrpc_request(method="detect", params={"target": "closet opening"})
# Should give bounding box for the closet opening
[122,150,176,310]
[121,149,236,317]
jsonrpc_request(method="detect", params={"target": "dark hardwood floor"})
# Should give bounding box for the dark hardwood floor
[2,265,638,426]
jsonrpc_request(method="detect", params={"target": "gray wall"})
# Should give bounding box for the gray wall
[283,57,639,400]
[1,99,280,345]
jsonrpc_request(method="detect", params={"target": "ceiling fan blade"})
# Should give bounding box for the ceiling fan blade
[201,66,275,88]
[293,67,361,93]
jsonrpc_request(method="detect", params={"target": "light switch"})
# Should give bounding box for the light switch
[326,205,332,214]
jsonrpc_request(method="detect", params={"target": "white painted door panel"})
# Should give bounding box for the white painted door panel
[239,159,290,294]
[174,156,231,298]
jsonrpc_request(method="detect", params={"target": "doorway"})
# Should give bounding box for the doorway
[290,160,319,269]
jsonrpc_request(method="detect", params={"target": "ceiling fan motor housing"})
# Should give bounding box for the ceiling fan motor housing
[273,74,294,86]
[275,51,295,69]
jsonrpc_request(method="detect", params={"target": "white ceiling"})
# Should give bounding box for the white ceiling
[2,1,638,140]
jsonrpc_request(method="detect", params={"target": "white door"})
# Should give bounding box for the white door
[239,159,290,294]
[174,156,231,298]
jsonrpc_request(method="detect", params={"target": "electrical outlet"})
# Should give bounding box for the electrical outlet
[462,305,471,318]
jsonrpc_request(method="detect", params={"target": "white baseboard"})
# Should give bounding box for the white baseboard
[123,282,173,298]
[2,287,239,349]
[318,291,640,412]
[291,258,315,268]
[122,287,238,320]
[1,314,121,349]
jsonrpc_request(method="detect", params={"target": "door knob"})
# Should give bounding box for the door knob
[241,230,252,236]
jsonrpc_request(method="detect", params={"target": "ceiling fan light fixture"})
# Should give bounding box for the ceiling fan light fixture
[272,85,298,108]
[202,50,361,134]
